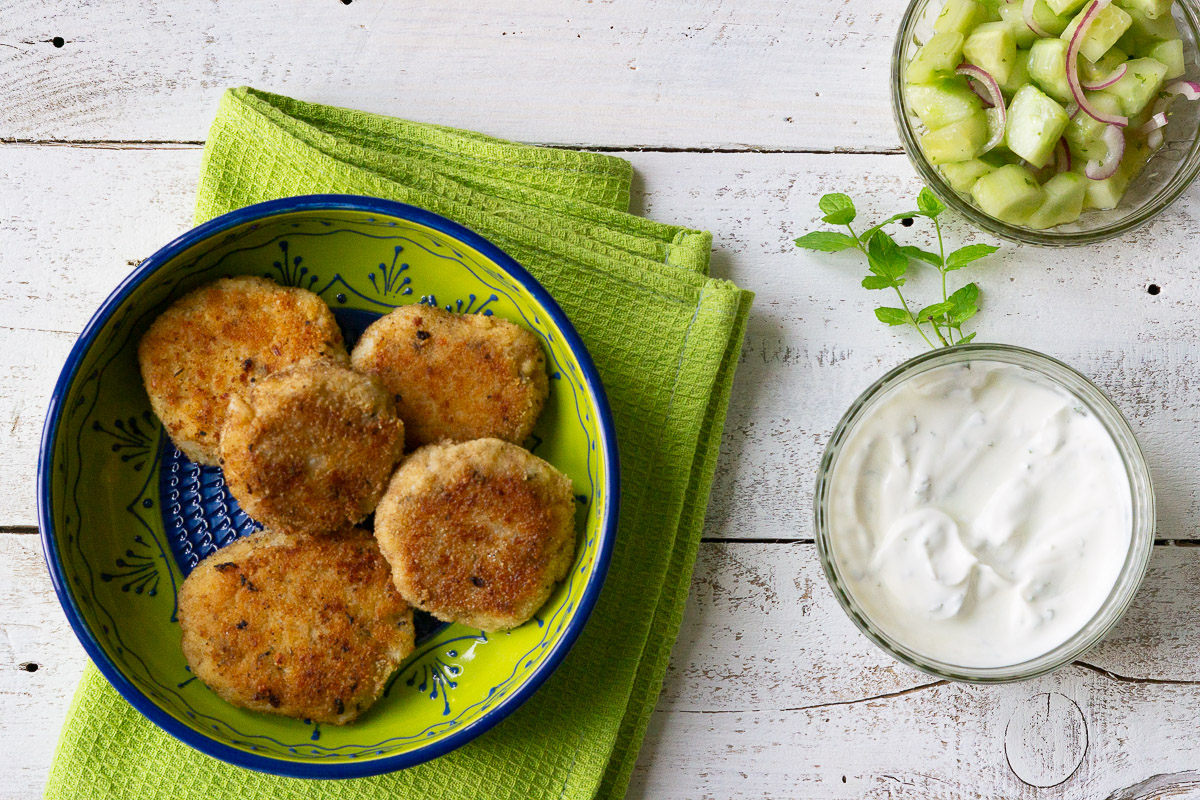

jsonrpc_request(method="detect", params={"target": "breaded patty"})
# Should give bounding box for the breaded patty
[350,305,548,448]
[139,276,349,465]
[220,360,405,536]
[374,438,576,631]
[178,528,414,724]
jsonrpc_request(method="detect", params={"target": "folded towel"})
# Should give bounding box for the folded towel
[44,87,753,800]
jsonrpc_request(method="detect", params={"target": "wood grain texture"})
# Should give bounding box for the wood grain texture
[5,145,1200,541]
[634,543,1200,799]
[9,533,1200,799]
[0,0,903,150]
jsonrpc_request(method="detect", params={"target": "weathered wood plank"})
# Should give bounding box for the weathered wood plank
[8,535,1200,798]
[630,671,1200,799]
[0,0,903,150]
[3,144,1200,539]
[0,534,86,799]
[639,543,1200,799]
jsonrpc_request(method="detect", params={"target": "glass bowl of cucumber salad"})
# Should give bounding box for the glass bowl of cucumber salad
[894,0,1200,244]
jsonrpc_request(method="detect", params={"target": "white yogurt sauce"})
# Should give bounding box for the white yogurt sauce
[827,360,1132,668]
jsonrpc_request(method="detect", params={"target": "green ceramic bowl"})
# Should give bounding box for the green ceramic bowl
[39,195,619,778]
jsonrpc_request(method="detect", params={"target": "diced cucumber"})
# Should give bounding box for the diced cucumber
[1046,0,1090,16]
[940,158,998,192]
[935,0,988,35]
[1062,1,1133,62]
[1115,0,1173,19]
[1028,38,1074,102]
[1082,130,1150,209]
[971,164,1045,224]
[1123,133,1154,181]
[1080,47,1128,82]
[1064,90,1124,160]
[906,31,966,83]
[1109,56,1168,115]
[1129,91,1175,131]
[921,112,991,163]
[1147,38,1185,79]
[980,147,1017,167]
[1118,6,1180,52]
[907,80,986,129]
[964,22,1018,84]
[999,3,1040,48]
[1029,0,1077,36]
[1083,167,1131,209]
[1005,84,1071,167]
[1000,49,1034,96]
[1027,172,1088,228]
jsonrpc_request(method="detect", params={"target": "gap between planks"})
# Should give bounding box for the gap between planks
[667,661,1200,717]
[0,138,904,156]
[6,528,1200,550]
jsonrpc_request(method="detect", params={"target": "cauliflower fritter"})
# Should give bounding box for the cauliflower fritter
[178,528,414,724]
[139,276,348,465]
[220,360,404,536]
[374,438,576,631]
[350,305,548,448]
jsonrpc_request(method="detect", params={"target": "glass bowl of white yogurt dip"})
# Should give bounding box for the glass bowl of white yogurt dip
[814,344,1154,682]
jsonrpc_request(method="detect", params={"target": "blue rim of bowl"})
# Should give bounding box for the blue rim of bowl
[37,194,621,779]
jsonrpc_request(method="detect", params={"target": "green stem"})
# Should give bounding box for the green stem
[934,215,952,345]
[930,320,951,347]
[846,223,868,256]
[893,286,936,349]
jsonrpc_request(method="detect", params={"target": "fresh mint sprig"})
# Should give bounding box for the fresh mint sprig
[795,188,999,348]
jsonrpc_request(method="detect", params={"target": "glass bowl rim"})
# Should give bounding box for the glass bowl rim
[813,343,1155,683]
[891,0,1200,246]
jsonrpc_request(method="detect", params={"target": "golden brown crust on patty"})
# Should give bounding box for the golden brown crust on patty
[374,438,576,631]
[138,276,349,465]
[350,305,549,448]
[220,360,405,536]
[177,528,414,724]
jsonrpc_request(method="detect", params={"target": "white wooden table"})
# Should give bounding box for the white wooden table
[5,1,1200,797]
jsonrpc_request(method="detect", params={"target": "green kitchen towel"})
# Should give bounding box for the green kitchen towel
[44,87,752,800]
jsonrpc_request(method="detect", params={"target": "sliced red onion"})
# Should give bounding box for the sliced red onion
[1141,112,1168,133]
[1023,0,1052,37]
[1066,1,1129,128]
[965,81,994,107]
[1081,63,1127,90]
[1166,81,1200,100]
[1055,138,1072,173]
[1067,101,1080,119]
[1085,124,1125,180]
[956,64,1003,109]
[956,64,1006,151]
[1146,96,1172,150]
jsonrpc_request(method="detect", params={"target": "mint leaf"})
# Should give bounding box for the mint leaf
[795,231,859,252]
[916,301,953,322]
[900,245,943,268]
[819,193,857,225]
[867,231,908,281]
[947,282,980,325]
[945,243,999,270]
[862,275,903,290]
[917,187,946,217]
[875,307,911,326]
[795,186,997,349]
[860,211,921,243]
